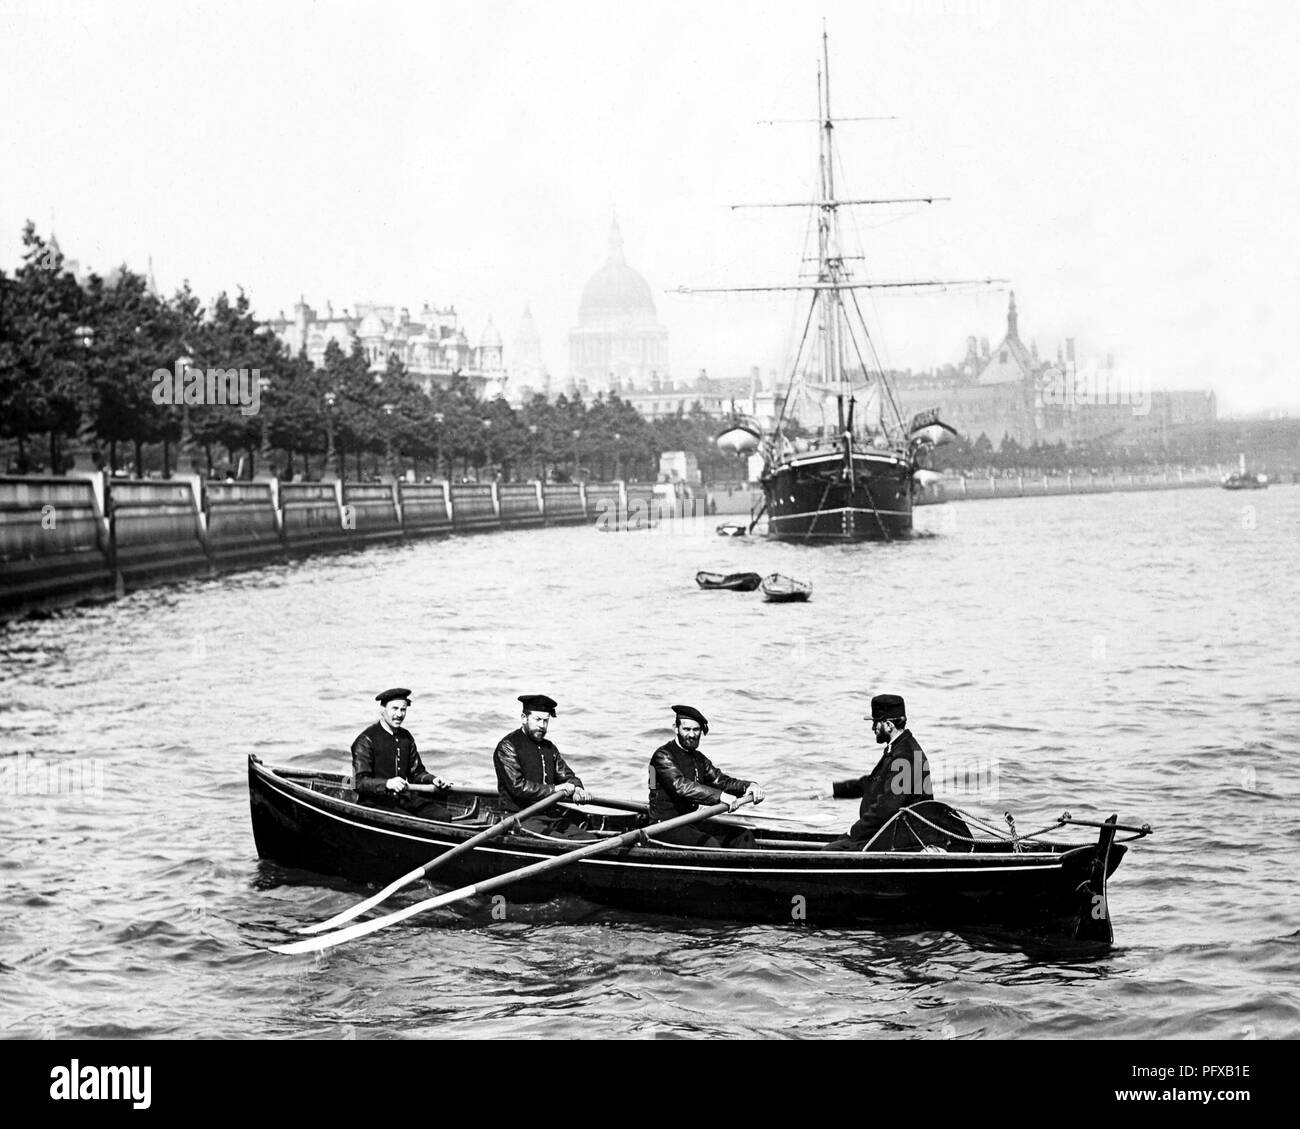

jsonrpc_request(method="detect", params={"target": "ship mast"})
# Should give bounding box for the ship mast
[819,29,854,477]
[675,28,1006,464]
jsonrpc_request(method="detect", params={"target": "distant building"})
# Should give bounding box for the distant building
[891,293,1216,449]
[265,297,507,398]
[894,292,1045,446]
[508,306,549,405]
[622,367,782,427]
[568,218,670,396]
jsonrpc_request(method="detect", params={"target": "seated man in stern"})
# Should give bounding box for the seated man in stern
[493,694,593,837]
[820,693,931,851]
[351,687,450,812]
[647,704,766,849]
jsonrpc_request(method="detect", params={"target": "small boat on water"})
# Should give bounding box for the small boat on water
[761,573,812,602]
[716,522,747,537]
[249,756,1148,941]
[1221,473,1267,490]
[696,570,763,592]
[1221,453,1268,490]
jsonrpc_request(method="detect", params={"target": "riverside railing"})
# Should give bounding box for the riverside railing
[932,466,1227,503]
[0,476,629,613]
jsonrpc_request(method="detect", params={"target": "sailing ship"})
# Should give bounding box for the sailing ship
[694,31,985,542]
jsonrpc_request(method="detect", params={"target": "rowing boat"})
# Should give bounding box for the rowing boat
[761,573,812,602]
[695,570,763,591]
[249,756,1147,941]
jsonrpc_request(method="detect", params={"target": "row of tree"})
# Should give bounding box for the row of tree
[936,430,1253,475]
[5,222,1241,484]
[0,224,751,483]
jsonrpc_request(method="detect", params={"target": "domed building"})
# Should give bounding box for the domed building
[568,218,669,396]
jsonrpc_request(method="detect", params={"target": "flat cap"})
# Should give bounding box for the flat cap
[671,704,709,734]
[376,687,412,705]
[518,694,558,717]
[868,693,906,721]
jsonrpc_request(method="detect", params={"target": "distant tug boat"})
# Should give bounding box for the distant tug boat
[1221,453,1268,491]
[689,31,983,543]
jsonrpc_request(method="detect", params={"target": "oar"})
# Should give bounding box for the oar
[295,790,570,935]
[269,795,755,956]
[410,786,807,825]
[576,793,804,825]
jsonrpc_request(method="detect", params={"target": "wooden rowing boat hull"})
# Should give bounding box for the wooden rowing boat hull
[249,758,1127,935]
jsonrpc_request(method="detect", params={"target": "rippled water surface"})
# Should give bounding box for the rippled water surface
[2,487,1298,1038]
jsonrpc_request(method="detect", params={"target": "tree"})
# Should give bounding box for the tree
[0,224,89,472]
[81,267,175,474]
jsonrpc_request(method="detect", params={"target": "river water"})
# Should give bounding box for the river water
[1,486,1297,1041]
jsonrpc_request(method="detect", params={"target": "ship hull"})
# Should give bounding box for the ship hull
[762,452,913,541]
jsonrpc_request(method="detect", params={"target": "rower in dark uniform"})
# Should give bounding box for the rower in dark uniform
[647,704,766,848]
[351,687,449,814]
[492,694,593,837]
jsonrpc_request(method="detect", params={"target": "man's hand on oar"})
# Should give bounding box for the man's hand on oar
[294,790,567,936]
[269,795,755,956]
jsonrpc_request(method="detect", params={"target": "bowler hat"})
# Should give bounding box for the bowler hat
[868,693,906,721]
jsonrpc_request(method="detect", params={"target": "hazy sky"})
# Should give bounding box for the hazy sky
[2,0,1296,414]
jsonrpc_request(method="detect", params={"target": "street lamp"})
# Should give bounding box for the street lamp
[382,402,396,479]
[69,325,97,474]
[257,373,274,478]
[481,418,493,481]
[572,428,582,481]
[323,390,338,480]
[527,423,539,480]
[613,431,622,481]
[433,411,445,480]
[176,348,199,475]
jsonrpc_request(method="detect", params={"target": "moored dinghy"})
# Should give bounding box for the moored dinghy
[760,573,812,602]
[696,570,763,591]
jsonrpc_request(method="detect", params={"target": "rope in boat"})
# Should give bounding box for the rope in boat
[868,804,1073,849]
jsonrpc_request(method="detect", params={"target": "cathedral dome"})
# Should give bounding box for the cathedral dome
[358,310,387,339]
[578,218,656,322]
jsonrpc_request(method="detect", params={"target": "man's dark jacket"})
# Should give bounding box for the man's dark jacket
[648,740,753,822]
[493,728,583,812]
[351,722,438,799]
[832,729,931,844]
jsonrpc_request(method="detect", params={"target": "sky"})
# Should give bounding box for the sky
[2,0,1297,416]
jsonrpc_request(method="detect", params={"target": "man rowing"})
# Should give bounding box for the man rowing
[493,693,593,837]
[351,687,449,812]
[647,704,766,848]
[821,693,933,850]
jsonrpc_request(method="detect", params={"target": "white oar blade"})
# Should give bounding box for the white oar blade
[269,883,476,955]
[296,864,427,934]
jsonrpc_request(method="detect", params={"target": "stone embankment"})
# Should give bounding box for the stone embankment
[0,475,656,616]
